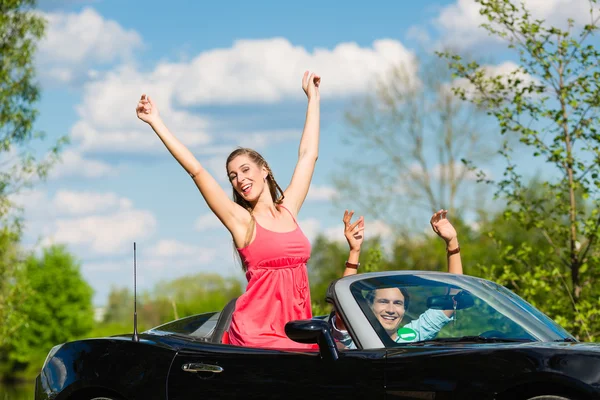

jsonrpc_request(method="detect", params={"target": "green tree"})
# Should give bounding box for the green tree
[0,0,64,206]
[2,246,94,379]
[102,286,134,325]
[440,0,600,340]
[148,273,242,326]
[0,0,67,379]
[0,223,28,366]
[98,273,243,334]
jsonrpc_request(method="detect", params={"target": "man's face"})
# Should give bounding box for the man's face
[370,288,406,339]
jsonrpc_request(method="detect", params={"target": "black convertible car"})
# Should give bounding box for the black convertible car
[35,272,600,400]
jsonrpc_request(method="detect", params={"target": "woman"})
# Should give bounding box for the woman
[136,71,321,349]
[332,209,463,348]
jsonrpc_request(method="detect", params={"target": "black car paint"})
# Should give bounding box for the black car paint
[384,342,600,400]
[168,347,385,400]
[35,335,175,400]
[35,332,386,400]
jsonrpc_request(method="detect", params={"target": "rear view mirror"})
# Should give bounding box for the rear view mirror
[427,291,474,310]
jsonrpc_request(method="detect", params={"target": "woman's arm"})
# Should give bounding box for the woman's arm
[282,72,321,216]
[430,209,463,275]
[136,95,249,236]
[430,209,463,317]
[342,210,364,277]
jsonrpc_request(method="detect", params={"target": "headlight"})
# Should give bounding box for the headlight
[42,344,63,369]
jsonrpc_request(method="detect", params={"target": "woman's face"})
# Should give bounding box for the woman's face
[227,155,267,202]
[370,288,406,339]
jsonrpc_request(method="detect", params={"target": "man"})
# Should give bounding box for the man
[331,209,462,348]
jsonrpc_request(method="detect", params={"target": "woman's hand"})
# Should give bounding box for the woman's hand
[430,209,457,245]
[136,94,160,125]
[302,70,321,101]
[343,210,364,252]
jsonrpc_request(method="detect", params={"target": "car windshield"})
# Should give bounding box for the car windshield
[144,312,219,340]
[349,273,574,347]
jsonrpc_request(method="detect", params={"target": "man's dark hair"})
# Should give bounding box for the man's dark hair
[365,287,410,311]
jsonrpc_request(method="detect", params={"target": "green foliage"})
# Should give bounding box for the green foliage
[1,246,94,380]
[102,286,134,326]
[0,223,28,354]
[0,0,66,211]
[439,0,600,340]
[0,1,68,380]
[98,273,243,334]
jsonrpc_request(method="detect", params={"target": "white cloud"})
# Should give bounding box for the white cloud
[321,218,392,244]
[49,149,117,179]
[71,64,212,155]
[9,189,48,220]
[173,38,416,105]
[299,217,392,246]
[194,213,223,232]
[84,260,123,273]
[14,189,156,255]
[147,239,216,264]
[406,25,432,46]
[298,218,321,243]
[409,161,481,182]
[306,185,337,202]
[226,129,299,149]
[203,156,231,183]
[43,208,156,254]
[322,225,345,243]
[52,190,132,215]
[435,0,596,48]
[69,37,416,156]
[38,8,142,84]
[368,220,393,239]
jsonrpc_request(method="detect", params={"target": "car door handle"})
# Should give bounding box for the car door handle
[181,363,224,373]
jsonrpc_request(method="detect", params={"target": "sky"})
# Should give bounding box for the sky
[14,0,595,305]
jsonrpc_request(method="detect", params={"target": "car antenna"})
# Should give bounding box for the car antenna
[132,242,139,342]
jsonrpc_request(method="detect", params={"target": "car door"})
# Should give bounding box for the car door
[385,347,499,400]
[167,344,386,400]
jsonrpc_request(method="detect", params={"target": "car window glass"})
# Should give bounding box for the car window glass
[145,312,218,337]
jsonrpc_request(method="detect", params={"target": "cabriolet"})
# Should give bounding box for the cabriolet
[35,272,600,400]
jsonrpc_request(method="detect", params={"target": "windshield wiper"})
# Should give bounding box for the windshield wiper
[409,336,533,345]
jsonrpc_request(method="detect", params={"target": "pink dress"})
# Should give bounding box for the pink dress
[227,206,314,349]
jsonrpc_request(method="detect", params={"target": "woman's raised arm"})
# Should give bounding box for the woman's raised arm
[282,72,321,216]
[430,209,463,275]
[136,95,249,233]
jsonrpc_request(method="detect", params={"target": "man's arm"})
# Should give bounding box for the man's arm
[402,309,453,342]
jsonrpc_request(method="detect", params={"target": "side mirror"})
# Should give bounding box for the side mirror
[427,291,475,310]
[285,319,339,361]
